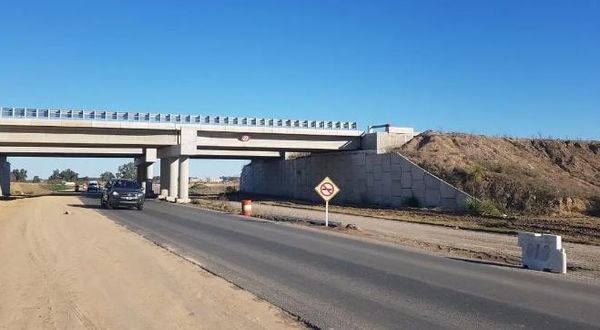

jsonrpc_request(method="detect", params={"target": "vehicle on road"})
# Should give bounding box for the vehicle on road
[87,180,99,192]
[101,179,144,210]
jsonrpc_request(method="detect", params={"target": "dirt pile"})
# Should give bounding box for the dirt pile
[189,182,238,196]
[9,182,53,196]
[397,131,600,216]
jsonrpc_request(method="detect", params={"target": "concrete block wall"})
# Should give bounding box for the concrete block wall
[0,156,10,196]
[241,151,470,211]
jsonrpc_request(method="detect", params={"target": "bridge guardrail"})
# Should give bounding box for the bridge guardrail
[0,106,358,131]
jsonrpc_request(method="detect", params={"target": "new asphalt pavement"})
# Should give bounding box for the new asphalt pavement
[83,196,600,329]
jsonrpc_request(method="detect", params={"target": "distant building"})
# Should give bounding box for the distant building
[220,176,240,182]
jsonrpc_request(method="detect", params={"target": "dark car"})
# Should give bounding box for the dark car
[101,179,145,210]
[87,181,99,192]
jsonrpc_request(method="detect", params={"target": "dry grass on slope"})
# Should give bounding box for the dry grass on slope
[397,131,600,216]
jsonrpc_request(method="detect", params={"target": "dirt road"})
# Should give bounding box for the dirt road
[0,196,303,329]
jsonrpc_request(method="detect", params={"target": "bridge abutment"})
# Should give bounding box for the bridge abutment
[240,129,471,211]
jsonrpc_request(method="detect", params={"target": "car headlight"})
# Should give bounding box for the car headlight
[112,191,119,196]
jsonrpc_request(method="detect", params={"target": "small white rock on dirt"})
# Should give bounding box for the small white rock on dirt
[346,224,361,230]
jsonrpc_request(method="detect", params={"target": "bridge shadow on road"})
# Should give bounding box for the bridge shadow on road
[68,204,103,210]
[68,203,140,211]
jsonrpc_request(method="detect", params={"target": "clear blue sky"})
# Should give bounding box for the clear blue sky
[1,0,598,178]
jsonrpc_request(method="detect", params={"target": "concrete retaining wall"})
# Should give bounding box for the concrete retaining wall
[0,157,10,196]
[240,151,470,211]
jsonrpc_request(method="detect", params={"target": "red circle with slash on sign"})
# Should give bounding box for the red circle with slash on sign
[320,183,335,196]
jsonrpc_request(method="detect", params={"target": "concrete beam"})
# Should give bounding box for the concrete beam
[195,132,361,151]
[180,127,198,155]
[0,118,363,136]
[159,147,287,159]
[193,124,363,137]
[0,146,144,158]
[192,150,281,159]
[157,145,186,159]
[134,148,158,165]
[361,130,418,153]
[0,126,178,147]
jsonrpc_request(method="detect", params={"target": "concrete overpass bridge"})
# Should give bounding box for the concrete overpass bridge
[0,106,363,201]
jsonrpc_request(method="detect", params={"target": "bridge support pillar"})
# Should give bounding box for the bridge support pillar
[136,163,144,189]
[136,161,155,197]
[167,157,179,202]
[159,158,169,199]
[144,163,154,197]
[177,156,190,203]
[134,148,157,198]
[0,156,10,196]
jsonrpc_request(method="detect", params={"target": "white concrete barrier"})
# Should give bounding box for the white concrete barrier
[517,232,567,274]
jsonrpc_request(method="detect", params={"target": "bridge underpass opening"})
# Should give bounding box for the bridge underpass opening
[5,156,146,196]
[2,156,251,202]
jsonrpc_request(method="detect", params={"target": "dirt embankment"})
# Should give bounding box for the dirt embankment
[189,182,239,196]
[9,182,54,195]
[397,131,600,216]
[0,196,303,329]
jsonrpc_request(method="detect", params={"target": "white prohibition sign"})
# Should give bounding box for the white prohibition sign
[314,177,340,228]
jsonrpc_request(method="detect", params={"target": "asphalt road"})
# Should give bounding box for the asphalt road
[81,196,600,330]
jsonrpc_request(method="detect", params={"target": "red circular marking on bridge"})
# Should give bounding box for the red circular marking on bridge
[320,183,335,196]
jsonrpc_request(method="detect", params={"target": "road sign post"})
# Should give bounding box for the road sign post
[326,200,329,227]
[314,177,340,228]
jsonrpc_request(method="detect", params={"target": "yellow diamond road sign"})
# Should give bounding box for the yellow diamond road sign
[315,177,340,202]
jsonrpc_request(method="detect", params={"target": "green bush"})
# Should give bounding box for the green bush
[466,165,485,183]
[44,183,69,192]
[465,197,505,216]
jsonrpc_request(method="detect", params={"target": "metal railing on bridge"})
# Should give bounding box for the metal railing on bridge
[0,106,358,130]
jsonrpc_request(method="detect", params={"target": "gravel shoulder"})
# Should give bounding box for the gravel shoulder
[0,196,303,329]
[190,198,600,282]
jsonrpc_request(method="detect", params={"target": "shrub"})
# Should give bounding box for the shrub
[44,183,69,192]
[587,199,600,217]
[465,197,505,216]
[466,165,485,182]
